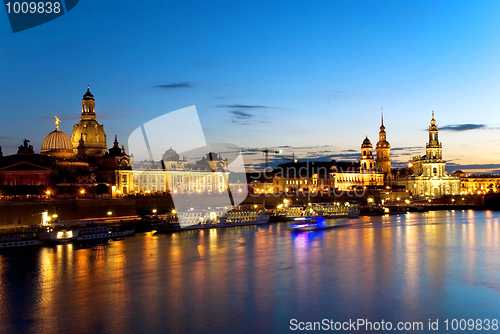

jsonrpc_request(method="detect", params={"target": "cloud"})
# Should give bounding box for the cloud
[438,124,486,131]
[230,110,253,119]
[217,104,268,109]
[391,146,421,151]
[155,82,192,89]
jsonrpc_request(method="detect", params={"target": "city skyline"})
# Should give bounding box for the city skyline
[1,1,500,173]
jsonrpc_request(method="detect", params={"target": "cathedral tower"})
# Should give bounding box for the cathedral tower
[71,85,107,158]
[360,136,374,173]
[375,109,392,182]
[426,111,442,161]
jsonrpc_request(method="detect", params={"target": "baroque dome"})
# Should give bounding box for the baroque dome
[41,129,74,159]
[162,147,180,161]
[70,85,107,157]
[361,136,372,148]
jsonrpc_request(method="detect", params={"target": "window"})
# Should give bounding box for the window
[433,167,437,174]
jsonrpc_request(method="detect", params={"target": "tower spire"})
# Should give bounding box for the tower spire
[55,116,60,131]
[381,108,384,126]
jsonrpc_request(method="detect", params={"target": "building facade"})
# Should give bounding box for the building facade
[375,112,392,183]
[116,150,231,195]
[71,85,107,158]
[453,171,500,195]
[394,112,460,198]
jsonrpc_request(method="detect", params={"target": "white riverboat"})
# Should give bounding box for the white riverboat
[272,202,360,221]
[38,226,78,243]
[76,225,135,241]
[218,210,270,225]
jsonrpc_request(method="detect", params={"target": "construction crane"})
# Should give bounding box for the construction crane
[238,147,281,169]
[281,153,300,163]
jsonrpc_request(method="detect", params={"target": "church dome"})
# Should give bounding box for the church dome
[361,136,372,148]
[83,85,94,101]
[162,147,180,161]
[70,86,107,157]
[41,129,74,159]
[71,120,107,156]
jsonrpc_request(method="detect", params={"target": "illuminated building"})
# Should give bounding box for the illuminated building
[0,140,57,196]
[453,171,500,194]
[70,85,107,158]
[375,111,392,183]
[394,112,460,198]
[360,136,375,173]
[41,117,74,159]
[114,149,231,195]
[272,160,384,193]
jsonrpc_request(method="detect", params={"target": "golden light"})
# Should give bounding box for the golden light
[172,209,176,214]
[405,199,410,204]
[46,190,51,195]
[367,197,374,203]
[107,211,112,216]
[52,214,58,218]
[152,209,157,214]
[80,189,85,194]
[408,162,412,168]
[42,211,50,225]
[254,205,257,208]
[112,185,116,191]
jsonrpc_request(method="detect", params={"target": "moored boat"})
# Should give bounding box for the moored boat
[38,226,78,243]
[154,208,270,233]
[76,225,135,241]
[0,229,44,248]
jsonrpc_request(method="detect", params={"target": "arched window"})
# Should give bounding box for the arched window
[433,167,437,174]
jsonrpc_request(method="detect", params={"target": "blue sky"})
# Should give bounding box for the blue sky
[1,0,500,172]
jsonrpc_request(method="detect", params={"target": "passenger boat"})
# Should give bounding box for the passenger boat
[0,229,44,248]
[38,225,78,243]
[288,217,327,232]
[312,203,360,218]
[154,208,270,233]
[218,210,270,225]
[76,225,135,241]
[272,202,360,221]
[271,205,309,221]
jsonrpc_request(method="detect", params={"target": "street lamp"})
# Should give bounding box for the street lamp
[152,209,157,214]
[107,211,112,217]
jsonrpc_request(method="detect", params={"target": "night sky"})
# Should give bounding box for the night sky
[1,1,499,172]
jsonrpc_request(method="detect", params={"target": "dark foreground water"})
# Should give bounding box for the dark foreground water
[1,210,500,333]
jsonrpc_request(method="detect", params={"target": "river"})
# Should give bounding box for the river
[1,210,499,333]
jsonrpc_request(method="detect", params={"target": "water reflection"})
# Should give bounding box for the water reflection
[0,211,500,333]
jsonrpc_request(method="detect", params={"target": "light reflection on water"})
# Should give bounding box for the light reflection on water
[1,210,500,333]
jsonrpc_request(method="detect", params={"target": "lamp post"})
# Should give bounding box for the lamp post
[46,203,57,221]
